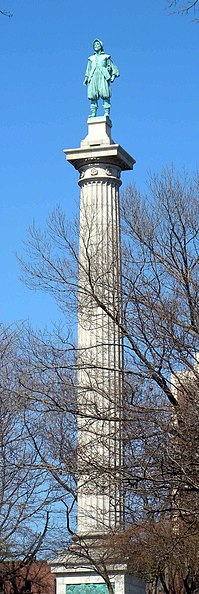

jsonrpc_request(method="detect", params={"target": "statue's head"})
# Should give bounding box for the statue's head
[93,38,104,52]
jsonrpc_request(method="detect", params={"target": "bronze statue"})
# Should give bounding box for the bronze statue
[84,39,120,118]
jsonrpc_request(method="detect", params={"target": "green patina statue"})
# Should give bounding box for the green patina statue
[83,39,120,118]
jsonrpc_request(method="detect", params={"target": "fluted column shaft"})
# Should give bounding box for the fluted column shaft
[77,163,123,535]
[64,117,135,538]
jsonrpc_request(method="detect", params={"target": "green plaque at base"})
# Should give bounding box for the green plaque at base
[66,584,115,594]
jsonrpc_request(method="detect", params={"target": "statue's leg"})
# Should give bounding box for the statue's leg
[89,99,98,117]
[103,99,111,117]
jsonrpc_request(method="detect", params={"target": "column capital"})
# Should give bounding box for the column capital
[78,162,122,187]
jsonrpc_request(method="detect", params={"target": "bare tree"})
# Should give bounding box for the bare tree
[0,7,12,17]
[18,168,199,588]
[166,0,199,19]
[0,323,75,588]
[99,370,199,594]
[19,168,199,408]
[8,325,121,594]
[107,519,199,594]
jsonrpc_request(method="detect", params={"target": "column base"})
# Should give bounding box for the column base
[51,537,145,594]
[52,561,145,594]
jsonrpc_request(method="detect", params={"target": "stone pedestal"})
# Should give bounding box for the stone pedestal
[51,561,145,594]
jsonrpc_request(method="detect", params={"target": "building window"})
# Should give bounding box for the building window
[24,581,32,592]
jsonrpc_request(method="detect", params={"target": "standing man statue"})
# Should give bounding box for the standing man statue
[83,39,120,118]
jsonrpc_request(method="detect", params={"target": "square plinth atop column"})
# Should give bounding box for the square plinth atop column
[81,116,113,147]
[64,117,136,172]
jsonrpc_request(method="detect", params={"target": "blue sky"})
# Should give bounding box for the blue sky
[0,0,198,329]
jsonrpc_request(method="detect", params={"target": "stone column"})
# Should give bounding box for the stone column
[64,117,135,537]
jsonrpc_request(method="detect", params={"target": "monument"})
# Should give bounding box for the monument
[51,41,145,594]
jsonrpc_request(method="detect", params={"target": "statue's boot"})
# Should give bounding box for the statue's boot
[103,100,110,118]
[89,100,97,117]
[89,110,97,117]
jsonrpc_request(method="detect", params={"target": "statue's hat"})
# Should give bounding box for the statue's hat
[93,38,104,50]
